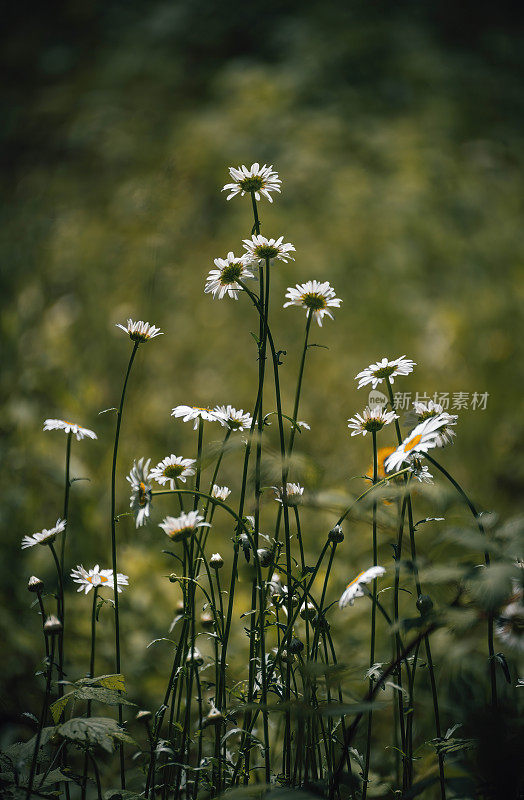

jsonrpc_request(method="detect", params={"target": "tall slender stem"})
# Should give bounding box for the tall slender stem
[362,430,378,800]
[288,311,312,457]
[25,635,56,800]
[111,339,139,789]
[57,431,72,701]
[81,587,99,800]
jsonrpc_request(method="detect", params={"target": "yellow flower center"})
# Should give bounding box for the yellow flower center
[164,464,184,479]
[139,482,148,506]
[405,433,423,453]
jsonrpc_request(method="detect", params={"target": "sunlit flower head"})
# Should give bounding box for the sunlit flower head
[339,566,386,608]
[149,455,196,489]
[43,419,97,441]
[213,405,253,432]
[384,414,452,474]
[274,483,304,506]
[21,519,66,550]
[411,401,457,447]
[284,280,342,327]
[211,485,231,501]
[496,602,524,651]
[116,319,163,343]
[347,406,398,437]
[159,511,210,542]
[127,458,152,528]
[70,565,129,595]
[205,253,255,300]
[242,235,295,264]
[172,405,219,430]
[355,356,416,390]
[222,163,281,203]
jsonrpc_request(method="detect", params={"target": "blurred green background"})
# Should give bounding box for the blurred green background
[2,0,524,791]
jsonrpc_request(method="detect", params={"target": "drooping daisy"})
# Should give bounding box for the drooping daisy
[159,511,210,542]
[347,406,398,437]
[274,483,304,506]
[149,455,196,489]
[355,356,416,390]
[339,566,386,608]
[409,458,434,484]
[496,602,524,651]
[127,458,152,528]
[213,405,253,432]
[205,253,255,300]
[284,280,342,327]
[242,235,295,264]
[172,405,219,430]
[116,319,163,342]
[70,565,129,595]
[43,419,97,441]
[222,163,281,203]
[21,519,66,550]
[211,485,231,501]
[411,401,458,447]
[384,414,453,474]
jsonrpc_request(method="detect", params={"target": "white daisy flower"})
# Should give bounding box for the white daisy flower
[213,405,253,432]
[222,163,281,203]
[21,519,66,550]
[70,565,129,595]
[339,566,386,608]
[409,458,434,484]
[159,511,210,542]
[355,356,416,390]
[116,319,163,342]
[496,602,524,651]
[283,280,342,327]
[204,252,255,300]
[149,455,196,489]
[347,406,398,437]
[384,414,452,474]
[211,485,231,501]
[411,401,458,447]
[274,483,304,506]
[172,405,219,430]
[43,419,97,441]
[242,235,295,264]
[127,458,152,528]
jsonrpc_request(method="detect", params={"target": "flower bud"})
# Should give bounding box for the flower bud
[210,553,224,569]
[257,548,272,568]
[186,648,204,667]
[416,594,433,617]
[328,525,344,544]
[202,706,224,727]
[136,710,152,723]
[300,602,317,621]
[44,615,62,635]
[175,600,185,615]
[169,573,178,584]
[289,637,304,655]
[28,576,44,594]
[200,612,214,630]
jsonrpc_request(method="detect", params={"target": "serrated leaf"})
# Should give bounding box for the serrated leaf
[73,687,135,707]
[77,674,126,691]
[50,693,73,723]
[58,717,135,754]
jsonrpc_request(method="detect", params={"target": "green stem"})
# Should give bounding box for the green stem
[25,635,56,800]
[288,311,312,457]
[424,452,497,707]
[81,587,99,800]
[362,430,378,800]
[110,338,139,790]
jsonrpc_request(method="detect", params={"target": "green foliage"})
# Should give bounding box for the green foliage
[58,716,136,754]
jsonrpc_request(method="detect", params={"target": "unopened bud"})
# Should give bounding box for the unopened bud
[257,548,272,568]
[28,576,44,594]
[186,648,204,667]
[175,600,185,615]
[416,594,433,617]
[169,573,178,584]
[203,706,224,727]
[328,525,344,544]
[136,710,152,723]
[300,602,317,621]
[210,553,224,569]
[200,612,214,629]
[44,615,62,635]
[289,637,304,654]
